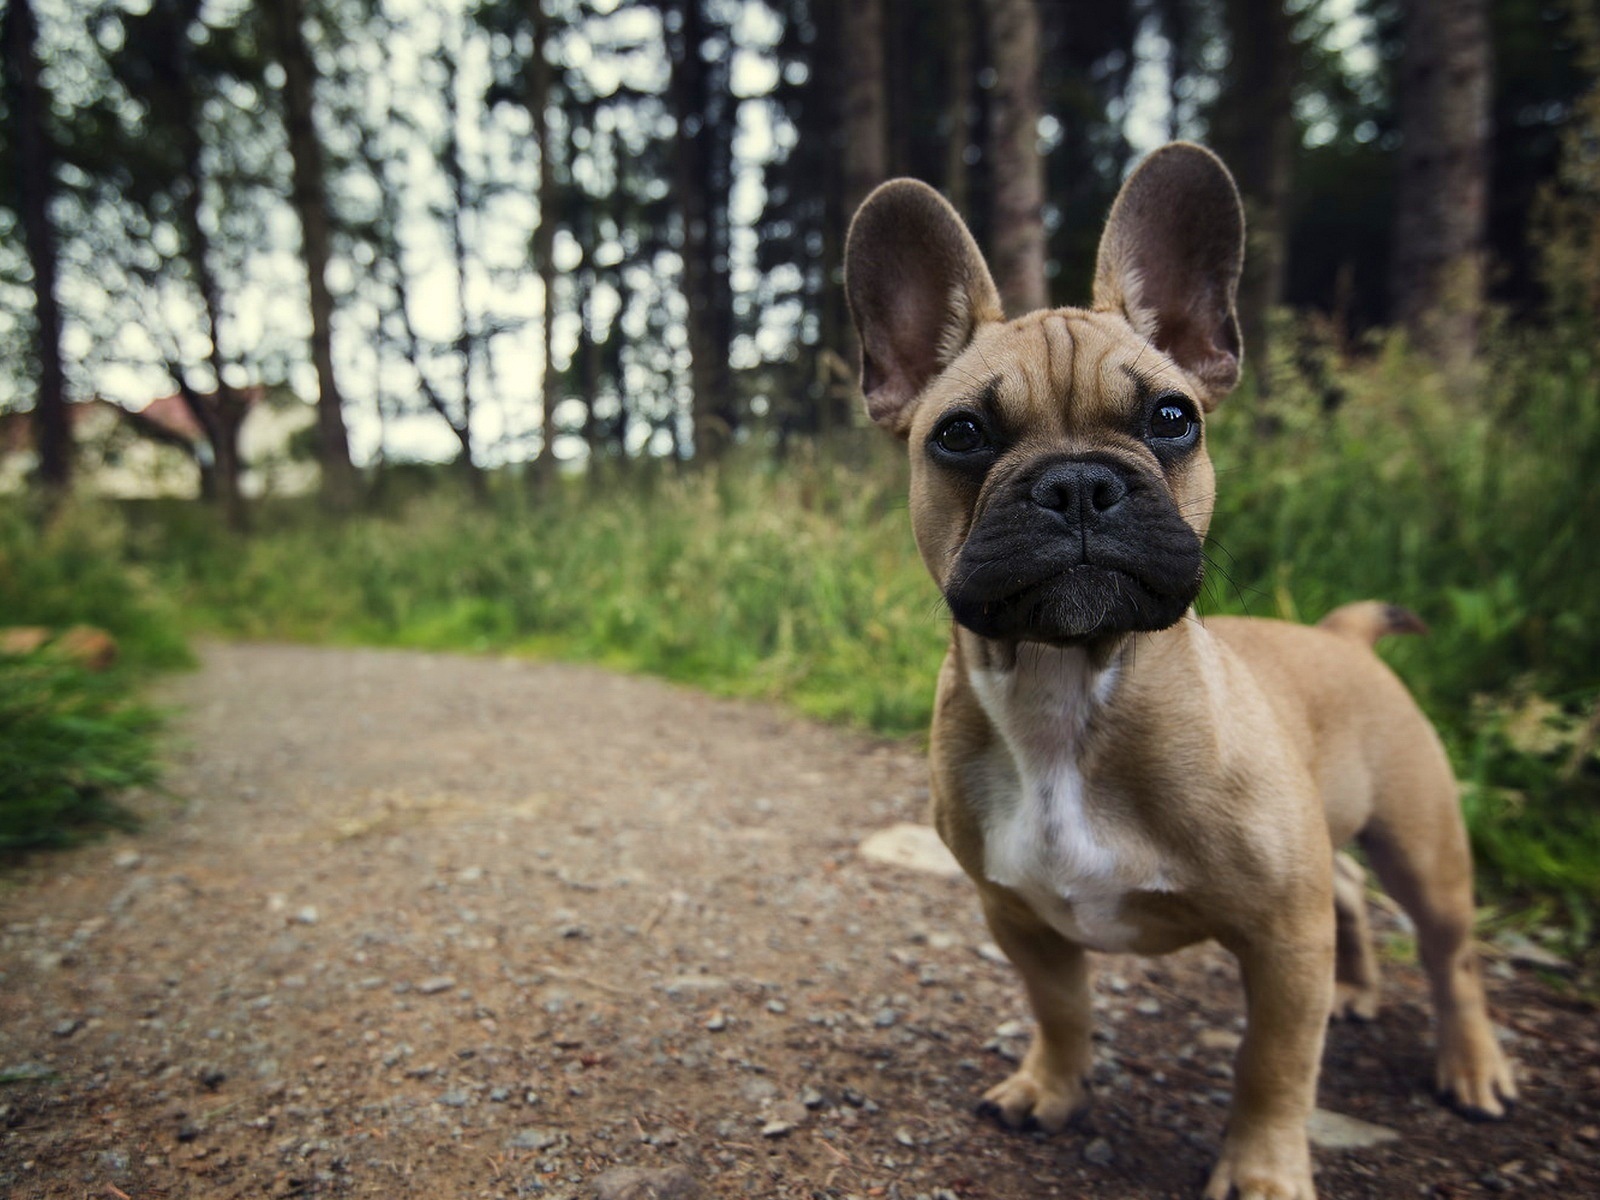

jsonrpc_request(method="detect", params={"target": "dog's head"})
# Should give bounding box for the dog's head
[844,143,1245,649]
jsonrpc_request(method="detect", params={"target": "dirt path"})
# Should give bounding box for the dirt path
[2,644,1596,1200]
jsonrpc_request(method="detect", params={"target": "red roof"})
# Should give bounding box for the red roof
[0,389,265,455]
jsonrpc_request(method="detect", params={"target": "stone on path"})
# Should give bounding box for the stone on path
[590,1165,698,1200]
[857,823,962,879]
[1307,1107,1400,1150]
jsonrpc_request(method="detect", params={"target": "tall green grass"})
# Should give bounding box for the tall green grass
[0,655,162,850]
[0,503,184,848]
[1200,335,1600,931]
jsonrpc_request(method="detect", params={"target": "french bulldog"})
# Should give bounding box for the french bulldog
[842,143,1514,1200]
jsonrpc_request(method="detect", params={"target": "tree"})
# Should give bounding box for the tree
[840,0,888,218]
[981,0,1047,314]
[1210,0,1298,390]
[528,0,562,484]
[268,0,359,510]
[662,0,737,460]
[106,0,270,530]
[1,0,71,494]
[1392,0,1492,363]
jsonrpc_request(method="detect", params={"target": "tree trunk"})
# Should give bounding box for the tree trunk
[442,34,485,495]
[840,0,888,218]
[1392,0,1491,365]
[148,0,251,530]
[270,0,358,511]
[664,0,736,461]
[980,0,1048,315]
[944,0,974,215]
[1209,0,1296,392]
[2,0,71,495]
[528,0,560,484]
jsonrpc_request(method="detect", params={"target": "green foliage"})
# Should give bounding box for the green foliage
[0,500,192,671]
[0,654,161,850]
[0,500,184,848]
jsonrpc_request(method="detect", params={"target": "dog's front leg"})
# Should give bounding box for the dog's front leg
[977,892,1093,1132]
[1207,909,1335,1200]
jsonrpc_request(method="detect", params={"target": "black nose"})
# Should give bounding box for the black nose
[1028,461,1130,515]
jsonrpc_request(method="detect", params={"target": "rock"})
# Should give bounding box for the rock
[195,1065,227,1091]
[1494,932,1575,975]
[1134,998,1162,1017]
[1083,1137,1115,1166]
[800,1087,826,1110]
[293,906,319,926]
[113,851,143,871]
[1196,1029,1242,1054]
[590,1165,698,1200]
[857,824,963,879]
[703,1011,727,1032]
[994,1019,1029,1039]
[1306,1108,1400,1150]
[660,975,728,995]
[975,942,1009,966]
[767,1100,808,1128]
[416,976,456,995]
[51,1018,82,1038]
[760,1118,795,1138]
[438,1090,470,1108]
[509,1127,561,1151]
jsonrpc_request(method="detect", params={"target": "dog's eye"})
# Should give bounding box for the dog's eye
[934,416,988,455]
[1148,401,1196,441]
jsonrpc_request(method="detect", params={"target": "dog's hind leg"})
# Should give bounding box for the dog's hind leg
[976,893,1093,1133]
[1330,851,1381,1020]
[1359,803,1517,1118]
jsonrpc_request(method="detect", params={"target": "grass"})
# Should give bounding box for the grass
[2,333,1596,933]
[0,501,184,849]
[0,654,162,850]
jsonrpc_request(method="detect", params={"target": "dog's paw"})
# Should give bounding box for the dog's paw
[1328,981,1379,1022]
[1436,1024,1517,1119]
[977,1064,1088,1133]
[1203,1128,1316,1200]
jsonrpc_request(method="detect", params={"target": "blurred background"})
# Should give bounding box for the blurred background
[1,0,1597,947]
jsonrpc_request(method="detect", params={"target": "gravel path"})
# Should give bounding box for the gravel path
[2,643,1596,1199]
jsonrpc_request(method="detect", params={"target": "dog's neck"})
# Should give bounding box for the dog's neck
[960,636,1126,765]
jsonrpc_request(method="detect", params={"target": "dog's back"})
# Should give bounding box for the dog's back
[1201,609,1453,847]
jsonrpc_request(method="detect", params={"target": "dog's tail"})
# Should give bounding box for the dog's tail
[1317,600,1430,646]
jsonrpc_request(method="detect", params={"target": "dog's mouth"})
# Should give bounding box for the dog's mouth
[946,562,1199,645]
[935,450,1206,646]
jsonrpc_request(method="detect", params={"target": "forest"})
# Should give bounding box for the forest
[1,0,1593,501]
[2,0,1599,939]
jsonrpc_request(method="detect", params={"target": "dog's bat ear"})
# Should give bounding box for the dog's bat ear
[1093,143,1246,407]
[845,179,1003,436]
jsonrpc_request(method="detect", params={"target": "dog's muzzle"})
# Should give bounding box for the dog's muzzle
[943,455,1204,644]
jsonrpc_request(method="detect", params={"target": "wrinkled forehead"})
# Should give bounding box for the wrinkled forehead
[921,309,1193,435]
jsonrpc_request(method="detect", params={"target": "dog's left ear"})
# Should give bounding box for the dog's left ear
[1093,143,1245,407]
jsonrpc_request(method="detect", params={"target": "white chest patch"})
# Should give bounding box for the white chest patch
[969,645,1172,950]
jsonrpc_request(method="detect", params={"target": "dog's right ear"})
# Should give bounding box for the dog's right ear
[844,180,1003,437]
